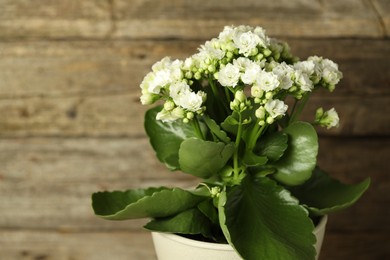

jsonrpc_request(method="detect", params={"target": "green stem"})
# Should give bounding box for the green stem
[191,117,204,140]
[209,78,230,115]
[233,113,243,180]
[290,93,311,123]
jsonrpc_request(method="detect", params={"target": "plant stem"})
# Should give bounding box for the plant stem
[233,113,243,180]
[192,117,204,140]
[290,93,311,123]
[209,78,230,115]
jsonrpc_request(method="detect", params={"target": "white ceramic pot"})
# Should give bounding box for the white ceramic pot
[152,215,328,260]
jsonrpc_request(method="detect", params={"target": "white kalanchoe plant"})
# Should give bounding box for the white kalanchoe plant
[93,25,370,260]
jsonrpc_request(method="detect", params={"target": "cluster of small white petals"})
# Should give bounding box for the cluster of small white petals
[218,63,241,87]
[140,25,343,125]
[315,107,339,129]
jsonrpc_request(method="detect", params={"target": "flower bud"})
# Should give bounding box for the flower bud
[255,106,266,119]
[163,100,175,111]
[235,90,246,103]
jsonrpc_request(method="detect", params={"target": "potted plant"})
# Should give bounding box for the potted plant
[92,25,370,260]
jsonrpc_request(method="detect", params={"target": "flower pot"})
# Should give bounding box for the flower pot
[152,215,328,260]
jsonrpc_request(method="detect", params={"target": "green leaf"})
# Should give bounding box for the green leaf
[144,208,213,238]
[289,167,371,215]
[179,138,234,178]
[145,106,198,170]
[221,112,239,134]
[273,121,318,186]
[242,150,268,166]
[256,132,288,162]
[203,115,231,143]
[92,187,204,220]
[219,176,316,260]
[198,199,219,225]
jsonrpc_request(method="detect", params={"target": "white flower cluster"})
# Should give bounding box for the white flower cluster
[139,25,343,125]
[140,57,206,122]
[315,107,340,129]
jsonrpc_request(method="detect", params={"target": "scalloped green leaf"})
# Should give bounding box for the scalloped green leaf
[144,208,213,238]
[203,116,231,143]
[243,150,268,166]
[256,132,288,162]
[179,138,234,178]
[289,167,371,215]
[219,176,316,260]
[145,106,198,170]
[92,187,204,220]
[273,121,318,186]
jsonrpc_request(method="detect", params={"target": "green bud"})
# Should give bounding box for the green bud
[185,71,193,79]
[208,64,216,73]
[263,48,272,57]
[194,72,202,80]
[186,112,194,120]
[235,90,246,103]
[226,51,234,59]
[265,92,273,99]
[163,100,175,111]
[183,118,189,123]
[266,117,274,124]
[255,107,265,119]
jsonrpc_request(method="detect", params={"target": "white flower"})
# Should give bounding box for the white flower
[272,62,294,90]
[253,26,270,47]
[264,99,288,119]
[176,91,205,112]
[140,93,159,105]
[202,39,225,60]
[241,64,261,85]
[315,107,339,129]
[294,60,315,76]
[168,82,205,112]
[251,85,263,98]
[239,61,262,85]
[218,25,235,43]
[218,63,241,87]
[156,108,184,122]
[255,71,280,92]
[294,70,313,92]
[169,81,190,100]
[321,59,342,85]
[233,31,260,57]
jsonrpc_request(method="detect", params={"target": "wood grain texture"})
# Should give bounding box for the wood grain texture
[0,0,388,258]
[0,137,387,232]
[0,230,388,260]
[112,0,382,39]
[0,230,157,260]
[0,0,384,40]
[0,39,388,99]
[372,0,390,36]
[0,39,388,137]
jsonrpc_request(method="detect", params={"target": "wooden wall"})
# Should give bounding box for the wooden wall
[0,0,389,259]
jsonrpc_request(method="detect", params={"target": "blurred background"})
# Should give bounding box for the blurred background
[0,0,389,259]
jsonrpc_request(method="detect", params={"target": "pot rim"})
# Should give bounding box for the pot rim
[152,215,328,250]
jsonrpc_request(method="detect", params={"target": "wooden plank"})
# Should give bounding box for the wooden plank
[0,137,196,230]
[0,93,388,137]
[0,0,382,40]
[0,230,156,260]
[372,0,390,36]
[0,137,387,232]
[113,0,382,39]
[0,230,388,260]
[0,0,112,39]
[0,39,388,137]
[0,39,388,99]
[320,232,390,260]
